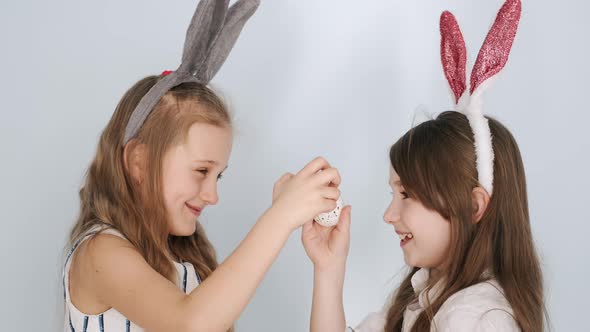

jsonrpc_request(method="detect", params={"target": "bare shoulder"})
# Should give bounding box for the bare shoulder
[75,232,159,294]
[69,232,152,313]
[69,232,187,329]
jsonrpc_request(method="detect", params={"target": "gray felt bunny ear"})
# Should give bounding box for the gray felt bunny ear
[124,0,260,144]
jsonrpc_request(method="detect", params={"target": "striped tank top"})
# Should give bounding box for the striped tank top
[63,225,201,331]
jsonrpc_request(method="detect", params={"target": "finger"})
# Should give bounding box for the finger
[320,187,341,200]
[314,167,341,187]
[273,173,293,195]
[274,172,294,188]
[302,220,314,236]
[296,156,331,178]
[320,198,338,214]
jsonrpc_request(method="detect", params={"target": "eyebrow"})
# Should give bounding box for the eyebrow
[389,180,402,187]
[194,159,217,164]
[194,160,229,170]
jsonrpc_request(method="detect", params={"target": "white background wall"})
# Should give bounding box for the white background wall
[1,0,588,330]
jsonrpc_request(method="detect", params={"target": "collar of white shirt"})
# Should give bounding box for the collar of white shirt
[410,268,494,310]
[410,268,443,309]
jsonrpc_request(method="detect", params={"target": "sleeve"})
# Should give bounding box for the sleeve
[434,307,520,332]
[345,310,387,332]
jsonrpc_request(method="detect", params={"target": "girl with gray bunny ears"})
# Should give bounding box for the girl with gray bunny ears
[63,0,343,331]
[296,0,546,331]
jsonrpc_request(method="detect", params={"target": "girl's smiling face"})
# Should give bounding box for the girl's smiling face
[383,166,451,271]
[161,122,233,236]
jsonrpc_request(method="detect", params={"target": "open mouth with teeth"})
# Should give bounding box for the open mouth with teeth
[398,232,414,246]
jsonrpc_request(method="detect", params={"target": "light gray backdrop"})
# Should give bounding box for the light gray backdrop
[1,0,588,330]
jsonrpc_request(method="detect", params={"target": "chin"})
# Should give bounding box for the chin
[404,259,417,268]
[170,221,197,237]
[403,255,421,268]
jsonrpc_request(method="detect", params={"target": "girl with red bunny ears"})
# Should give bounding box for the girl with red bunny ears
[297,0,547,331]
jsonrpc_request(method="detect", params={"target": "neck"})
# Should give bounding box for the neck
[429,267,444,280]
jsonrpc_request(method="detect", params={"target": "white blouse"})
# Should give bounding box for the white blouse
[347,268,520,331]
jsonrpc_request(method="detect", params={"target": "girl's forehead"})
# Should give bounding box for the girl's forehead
[182,123,232,164]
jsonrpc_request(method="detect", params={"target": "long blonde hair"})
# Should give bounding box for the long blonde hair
[69,75,230,316]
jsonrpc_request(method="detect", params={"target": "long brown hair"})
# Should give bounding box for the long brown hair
[68,75,231,324]
[383,111,545,331]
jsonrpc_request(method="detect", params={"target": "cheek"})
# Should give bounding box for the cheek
[399,203,417,228]
[163,170,198,208]
[405,207,451,253]
[429,224,451,252]
[421,219,452,264]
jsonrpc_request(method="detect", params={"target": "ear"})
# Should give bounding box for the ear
[123,139,147,185]
[472,186,491,224]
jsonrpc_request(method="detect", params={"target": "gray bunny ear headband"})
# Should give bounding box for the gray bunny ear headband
[123,0,260,144]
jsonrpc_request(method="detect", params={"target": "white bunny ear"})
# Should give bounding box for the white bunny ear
[196,0,260,82]
[468,0,521,195]
[437,0,521,196]
[469,0,521,96]
[178,0,230,76]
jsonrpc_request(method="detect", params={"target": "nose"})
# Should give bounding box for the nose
[383,197,401,225]
[200,179,219,205]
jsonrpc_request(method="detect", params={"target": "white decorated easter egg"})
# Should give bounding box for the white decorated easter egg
[314,197,343,227]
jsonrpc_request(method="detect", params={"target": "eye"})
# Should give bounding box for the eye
[390,190,409,199]
[196,168,224,181]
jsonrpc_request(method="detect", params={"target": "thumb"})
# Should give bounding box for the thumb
[336,205,352,234]
[302,220,314,234]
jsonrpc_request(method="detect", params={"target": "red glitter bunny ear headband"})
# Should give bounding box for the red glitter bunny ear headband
[439,0,521,195]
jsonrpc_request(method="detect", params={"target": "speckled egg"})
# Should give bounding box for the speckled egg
[314,197,343,227]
